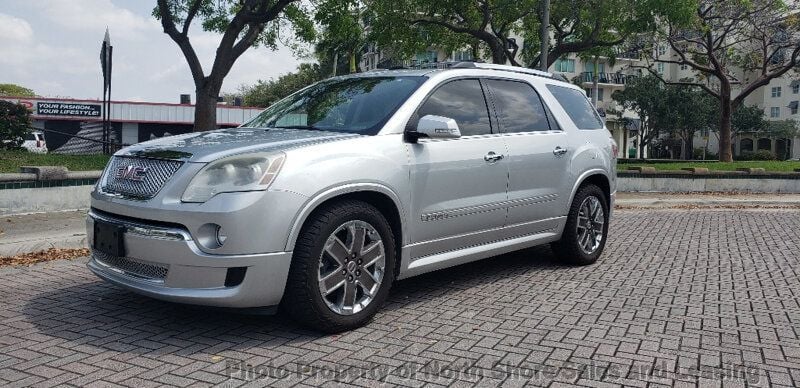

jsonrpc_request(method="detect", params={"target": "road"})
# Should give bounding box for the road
[0,209,798,387]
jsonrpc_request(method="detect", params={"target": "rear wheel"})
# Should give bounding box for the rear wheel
[282,200,395,333]
[551,184,609,266]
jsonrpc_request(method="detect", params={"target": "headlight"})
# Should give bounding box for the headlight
[181,152,285,203]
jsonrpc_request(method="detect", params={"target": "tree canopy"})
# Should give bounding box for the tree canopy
[239,63,325,108]
[153,0,315,131]
[0,84,35,97]
[0,100,32,150]
[648,0,800,161]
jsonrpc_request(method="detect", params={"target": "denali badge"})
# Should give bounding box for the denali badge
[115,165,149,182]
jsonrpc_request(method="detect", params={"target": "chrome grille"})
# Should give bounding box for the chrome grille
[92,249,169,281]
[102,156,183,199]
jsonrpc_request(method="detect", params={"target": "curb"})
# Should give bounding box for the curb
[0,234,87,257]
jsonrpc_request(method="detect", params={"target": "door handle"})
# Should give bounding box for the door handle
[553,146,568,157]
[484,151,504,163]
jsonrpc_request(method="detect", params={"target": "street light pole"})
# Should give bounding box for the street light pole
[539,0,550,72]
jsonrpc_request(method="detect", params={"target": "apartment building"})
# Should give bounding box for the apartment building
[361,41,800,160]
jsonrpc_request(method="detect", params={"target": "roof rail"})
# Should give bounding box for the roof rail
[451,61,568,82]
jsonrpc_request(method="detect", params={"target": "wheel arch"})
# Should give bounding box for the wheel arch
[285,184,406,274]
[567,170,612,213]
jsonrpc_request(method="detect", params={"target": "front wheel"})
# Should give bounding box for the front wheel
[551,184,609,266]
[282,200,396,333]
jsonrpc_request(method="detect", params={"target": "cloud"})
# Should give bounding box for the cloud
[1,1,303,102]
[41,0,151,36]
[0,13,33,43]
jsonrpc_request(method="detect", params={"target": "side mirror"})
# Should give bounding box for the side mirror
[406,115,461,142]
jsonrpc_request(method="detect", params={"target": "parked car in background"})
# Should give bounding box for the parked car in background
[22,131,47,153]
[86,62,617,332]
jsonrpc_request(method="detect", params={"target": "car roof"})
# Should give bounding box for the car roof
[342,62,572,86]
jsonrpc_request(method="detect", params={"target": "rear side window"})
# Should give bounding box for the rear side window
[486,79,551,133]
[546,84,604,130]
[417,79,492,136]
[24,133,36,141]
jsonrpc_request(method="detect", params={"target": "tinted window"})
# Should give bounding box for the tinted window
[417,79,491,136]
[486,79,551,133]
[245,76,425,135]
[546,84,604,130]
[24,133,37,141]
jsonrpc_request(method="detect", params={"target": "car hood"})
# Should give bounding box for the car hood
[117,127,361,163]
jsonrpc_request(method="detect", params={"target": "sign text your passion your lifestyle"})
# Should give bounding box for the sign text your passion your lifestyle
[37,102,101,117]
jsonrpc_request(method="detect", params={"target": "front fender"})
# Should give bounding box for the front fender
[283,183,407,252]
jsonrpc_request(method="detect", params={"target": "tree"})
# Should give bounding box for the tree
[0,101,32,150]
[0,84,35,97]
[611,75,664,159]
[365,0,695,69]
[367,0,536,65]
[650,0,800,162]
[316,0,366,74]
[660,84,716,160]
[239,63,324,107]
[523,0,694,69]
[732,105,768,134]
[154,0,315,131]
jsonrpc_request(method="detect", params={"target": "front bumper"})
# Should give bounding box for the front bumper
[86,210,292,308]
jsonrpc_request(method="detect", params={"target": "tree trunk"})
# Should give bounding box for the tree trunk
[488,40,506,64]
[194,82,220,132]
[639,132,646,160]
[683,135,693,160]
[718,97,733,162]
[349,50,356,73]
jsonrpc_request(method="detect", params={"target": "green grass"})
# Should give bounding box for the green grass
[620,160,800,172]
[0,151,110,173]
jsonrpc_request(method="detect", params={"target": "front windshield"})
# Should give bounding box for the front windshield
[244,76,425,135]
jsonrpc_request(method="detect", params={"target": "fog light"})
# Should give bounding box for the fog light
[197,223,227,249]
[216,225,228,246]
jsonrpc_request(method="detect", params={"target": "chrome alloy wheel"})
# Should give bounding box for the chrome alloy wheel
[317,220,386,315]
[576,196,605,255]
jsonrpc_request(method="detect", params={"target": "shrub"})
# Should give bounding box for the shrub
[693,148,718,160]
[0,100,32,150]
[736,150,777,161]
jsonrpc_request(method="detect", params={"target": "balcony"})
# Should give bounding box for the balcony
[579,72,639,86]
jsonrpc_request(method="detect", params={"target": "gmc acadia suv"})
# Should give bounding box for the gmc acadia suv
[87,62,617,332]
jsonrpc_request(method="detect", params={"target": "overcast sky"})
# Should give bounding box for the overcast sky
[0,0,306,103]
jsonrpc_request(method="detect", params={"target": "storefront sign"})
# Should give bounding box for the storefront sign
[36,102,101,117]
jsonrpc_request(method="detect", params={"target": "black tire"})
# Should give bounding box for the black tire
[281,200,396,333]
[551,184,609,266]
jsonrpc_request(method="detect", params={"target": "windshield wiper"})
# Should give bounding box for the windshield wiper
[272,125,322,131]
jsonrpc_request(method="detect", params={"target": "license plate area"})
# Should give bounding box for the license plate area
[93,220,126,257]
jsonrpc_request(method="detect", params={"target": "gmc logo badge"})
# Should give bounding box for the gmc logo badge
[115,165,149,182]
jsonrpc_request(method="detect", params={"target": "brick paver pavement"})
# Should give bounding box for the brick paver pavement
[1,209,799,387]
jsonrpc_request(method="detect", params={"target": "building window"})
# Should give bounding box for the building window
[757,138,772,150]
[585,62,605,74]
[770,107,780,117]
[656,62,665,74]
[554,58,575,73]
[657,45,667,56]
[453,50,473,61]
[585,88,604,101]
[791,101,799,114]
[793,84,799,94]
[680,63,688,71]
[771,86,782,97]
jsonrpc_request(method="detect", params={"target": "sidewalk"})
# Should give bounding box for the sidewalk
[1,192,799,257]
[0,210,87,257]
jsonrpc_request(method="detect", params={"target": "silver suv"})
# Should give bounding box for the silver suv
[87,63,616,332]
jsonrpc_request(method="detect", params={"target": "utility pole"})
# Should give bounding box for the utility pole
[539,0,550,72]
